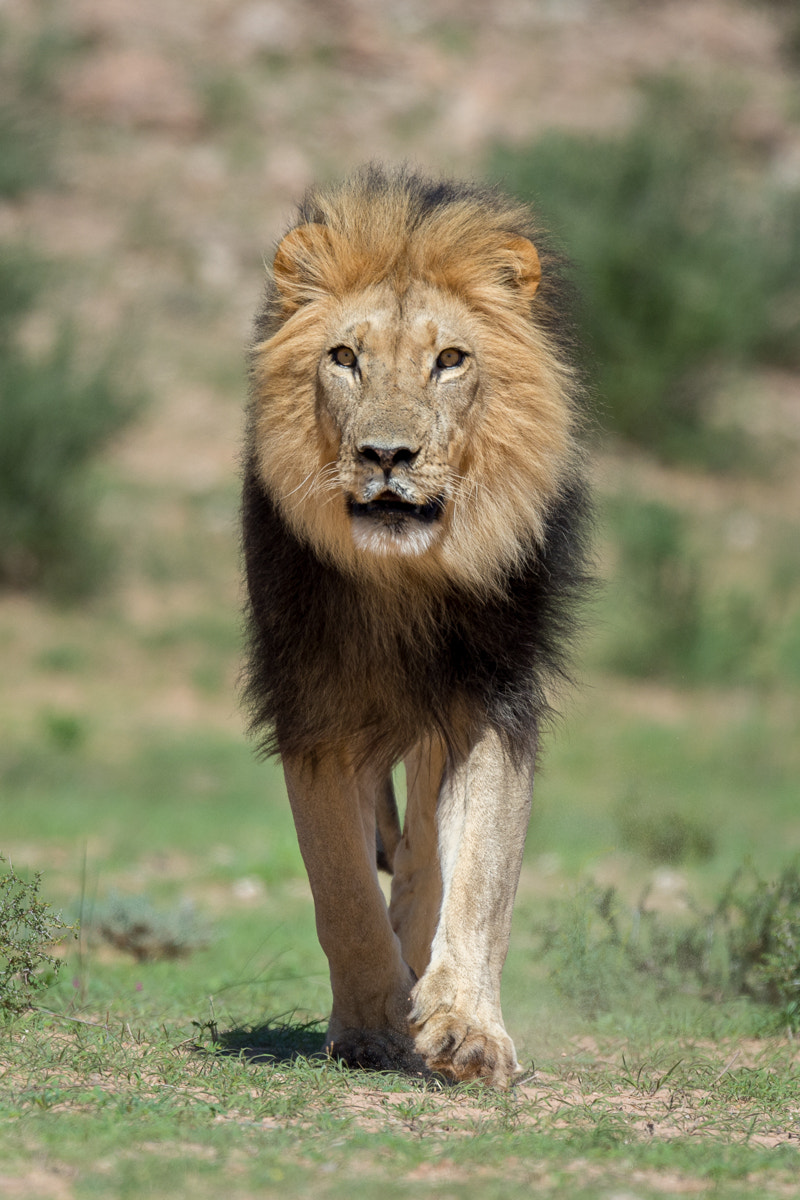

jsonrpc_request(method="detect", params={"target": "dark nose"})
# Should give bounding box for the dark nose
[357,443,419,471]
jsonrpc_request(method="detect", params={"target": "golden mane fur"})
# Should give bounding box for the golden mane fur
[249,167,582,596]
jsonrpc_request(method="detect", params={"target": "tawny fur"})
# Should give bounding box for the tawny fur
[242,165,591,1085]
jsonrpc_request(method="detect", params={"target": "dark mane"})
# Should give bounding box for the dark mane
[242,464,591,769]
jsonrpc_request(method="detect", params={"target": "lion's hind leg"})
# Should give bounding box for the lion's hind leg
[388,738,446,980]
[375,774,401,875]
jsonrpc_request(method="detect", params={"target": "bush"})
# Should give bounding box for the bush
[0,30,143,599]
[489,77,800,466]
[616,792,715,865]
[0,856,75,1017]
[541,864,800,1029]
[0,301,141,597]
[86,892,211,962]
[603,497,767,684]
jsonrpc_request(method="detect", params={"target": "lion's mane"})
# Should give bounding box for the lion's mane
[243,165,591,768]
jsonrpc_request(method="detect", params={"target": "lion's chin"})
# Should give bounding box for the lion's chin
[348,495,445,557]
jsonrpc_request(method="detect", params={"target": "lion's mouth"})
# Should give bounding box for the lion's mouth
[347,494,445,525]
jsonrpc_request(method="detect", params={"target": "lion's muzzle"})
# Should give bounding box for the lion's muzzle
[347,489,446,556]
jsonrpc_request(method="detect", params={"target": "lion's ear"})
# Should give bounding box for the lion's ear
[503,236,541,299]
[272,223,335,305]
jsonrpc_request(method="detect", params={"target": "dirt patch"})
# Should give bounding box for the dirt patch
[0,1169,76,1200]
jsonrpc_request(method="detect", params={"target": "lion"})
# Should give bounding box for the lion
[242,165,590,1086]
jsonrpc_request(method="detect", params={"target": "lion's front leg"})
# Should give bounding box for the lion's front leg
[281,750,421,1072]
[409,728,534,1087]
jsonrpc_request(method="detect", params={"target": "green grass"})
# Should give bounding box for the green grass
[2,1006,798,1198]
[2,683,799,1197]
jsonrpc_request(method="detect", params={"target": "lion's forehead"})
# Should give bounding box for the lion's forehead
[331,284,475,360]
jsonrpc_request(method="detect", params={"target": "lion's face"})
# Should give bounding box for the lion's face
[251,210,577,591]
[316,282,482,558]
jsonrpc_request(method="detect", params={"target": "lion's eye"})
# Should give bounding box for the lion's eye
[332,345,357,368]
[436,348,465,370]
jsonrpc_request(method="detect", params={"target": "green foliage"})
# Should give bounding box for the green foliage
[0,303,142,597]
[604,497,771,683]
[0,15,77,198]
[0,14,143,599]
[542,864,800,1029]
[538,885,635,1018]
[0,856,75,1016]
[0,145,142,598]
[616,792,715,865]
[490,77,800,465]
[717,862,800,1025]
[87,891,211,962]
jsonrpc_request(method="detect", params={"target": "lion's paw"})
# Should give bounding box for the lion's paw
[326,1026,427,1075]
[409,976,520,1087]
[411,1012,519,1087]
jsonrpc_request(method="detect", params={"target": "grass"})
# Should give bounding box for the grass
[1,684,799,1197]
[2,1007,798,1198]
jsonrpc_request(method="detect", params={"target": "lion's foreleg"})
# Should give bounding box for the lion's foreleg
[281,750,420,1072]
[408,728,534,1087]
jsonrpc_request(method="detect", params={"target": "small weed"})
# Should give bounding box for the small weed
[87,892,211,963]
[0,856,75,1017]
[42,710,87,753]
[196,68,252,129]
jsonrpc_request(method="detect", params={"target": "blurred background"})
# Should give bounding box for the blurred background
[1,0,799,1029]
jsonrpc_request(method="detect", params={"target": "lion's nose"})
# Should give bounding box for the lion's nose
[357,443,419,471]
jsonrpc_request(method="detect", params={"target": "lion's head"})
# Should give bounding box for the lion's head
[249,167,581,592]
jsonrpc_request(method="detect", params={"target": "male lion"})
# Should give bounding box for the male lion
[243,166,590,1087]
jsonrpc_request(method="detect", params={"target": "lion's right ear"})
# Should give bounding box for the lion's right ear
[502,236,541,299]
[272,223,335,309]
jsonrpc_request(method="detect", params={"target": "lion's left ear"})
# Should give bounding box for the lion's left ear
[272,222,336,307]
[502,236,541,298]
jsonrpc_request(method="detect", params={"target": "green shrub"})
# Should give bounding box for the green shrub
[0,15,71,198]
[717,863,800,1024]
[0,303,142,597]
[0,855,75,1017]
[86,892,211,962]
[616,792,715,865]
[538,885,635,1018]
[542,864,800,1029]
[603,497,766,683]
[489,77,800,465]
[0,45,143,598]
